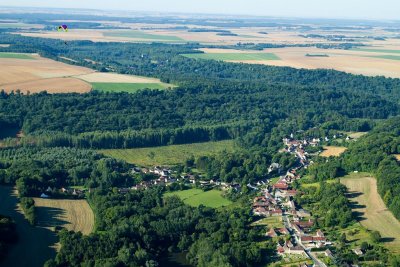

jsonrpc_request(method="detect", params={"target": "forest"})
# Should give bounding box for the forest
[46,189,267,267]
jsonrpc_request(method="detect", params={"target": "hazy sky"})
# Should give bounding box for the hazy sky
[1,0,399,20]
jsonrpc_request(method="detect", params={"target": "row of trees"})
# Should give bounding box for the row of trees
[0,147,132,197]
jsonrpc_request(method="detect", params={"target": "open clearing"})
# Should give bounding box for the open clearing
[164,188,232,208]
[346,131,368,139]
[341,173,400,253]
[99,140,235,166]
[183,52,280,61]
[319,146,347,157]
[251,216,284,228]
[91,82,170,92]
[75,72,174,92]
[33,198,94,235]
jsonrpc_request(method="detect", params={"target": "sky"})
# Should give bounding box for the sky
[1,0,399,20]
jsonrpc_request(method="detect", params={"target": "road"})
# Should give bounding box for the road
[283,214,326,267]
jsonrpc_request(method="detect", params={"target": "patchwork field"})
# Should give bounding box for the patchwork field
[319,146,347,157]
[341,173,400,253]
[0,53,94,94]
[99,140,235,166]
[164,188,232,208]
[196,46,400,78]
[103,30,185,42]
[0,53,176,94]
[33,198,94,235]
[183,52,280,61]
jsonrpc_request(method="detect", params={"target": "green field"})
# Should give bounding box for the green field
[251,216,284,228]
[0,52,35,59]
[0,23,34,28]
[164,188,232,208]
[99,140,235,166]
[182,53,280,61]
[367,55,400,61]
[91,82,171,93]
[103,31,185,42]
[355,48,400,54]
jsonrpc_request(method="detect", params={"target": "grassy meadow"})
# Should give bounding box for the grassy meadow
[0,52,35,59]
[91,82,171,93]
[99,140,235,166]
[368,55,400,61]
[341,172,400,253]
[164,188,232,208]
[182,52,280,61]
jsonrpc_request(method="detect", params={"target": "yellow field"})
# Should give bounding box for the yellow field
[33,198,94,235]
[341,173,400,253]
[394,154,400,161]
[200,47,400,78]
[0,54,94,94]
[319,146,347,157]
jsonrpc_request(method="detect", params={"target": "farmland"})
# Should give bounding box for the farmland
[103,30,185,42]
[99,140,235,166]
[319,146,347,157]
[33,198,94,235]
[341,173,400,253]
[164,188,232,208]
[0,53,176,94]
[0,53,94,94]
[183,52,280,61]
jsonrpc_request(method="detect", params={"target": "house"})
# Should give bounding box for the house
[273,183,288,190]
[40,193,50,198]
[285,240,294,248]
[316,229,325,237]
[284,190,298,197]
[297,209,311,218]
[267,228,278,238]
[269,209,283,217]
[324,249,334,258]
[268,163,281,173]
[118,188,130,194]
[277,244,285,255]
[277,227,290,235]
[353,248,364,255]
[286,246,306,255]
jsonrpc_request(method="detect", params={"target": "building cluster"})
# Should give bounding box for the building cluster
[40,186,88,199]
[250,134,336,265]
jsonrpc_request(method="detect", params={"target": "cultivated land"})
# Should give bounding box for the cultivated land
[103,30,185,43]
[183,52,280,61]
[33,198,94,235]
[319,146,347,157]
[0,54,174,94]
[0,186,57,267]
[75,72,174,92]
[341,173,400,253]
[164,188,232,208]
[0,53,94,94]
[12,18,400,77]
[99,140,235,166]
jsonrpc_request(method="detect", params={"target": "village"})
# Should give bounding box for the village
[252,135,337,267]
